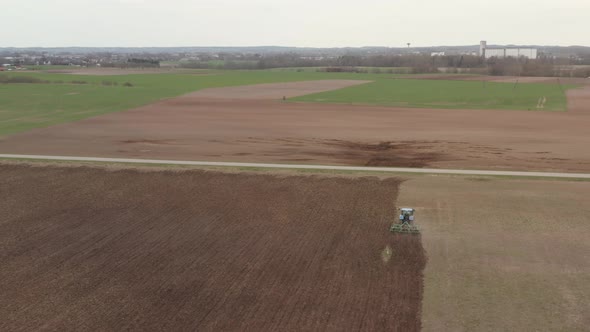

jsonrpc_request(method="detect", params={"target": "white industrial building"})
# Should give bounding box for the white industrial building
[479,41,538,59]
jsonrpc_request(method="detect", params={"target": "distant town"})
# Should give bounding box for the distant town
[1,42,590,77]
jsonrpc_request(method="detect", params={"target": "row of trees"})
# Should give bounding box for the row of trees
[487,57,590,77]
[180,54,480,71]
[124,58,160,68]
[180,53,590,77]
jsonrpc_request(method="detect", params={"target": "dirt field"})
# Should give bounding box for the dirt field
[1,79,590,172]
[398,176,590,331]
[0,164,425,331]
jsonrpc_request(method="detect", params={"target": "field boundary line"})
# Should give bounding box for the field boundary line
[1,154,590,179]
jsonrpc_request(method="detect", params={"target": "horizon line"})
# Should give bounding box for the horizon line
[2,44,590,49]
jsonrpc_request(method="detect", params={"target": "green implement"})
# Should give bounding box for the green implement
[390,221,420,234]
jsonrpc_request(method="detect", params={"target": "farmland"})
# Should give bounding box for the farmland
[2,66,590,331]
[292,78,573,111]
[0,70,578,136]
[0,163,424,331]
[1,74,589,173]
[399,175,590,331]
[2,161,588,331]
[0,70,351,136]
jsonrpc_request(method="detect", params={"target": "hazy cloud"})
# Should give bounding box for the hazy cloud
[0,0,587,47]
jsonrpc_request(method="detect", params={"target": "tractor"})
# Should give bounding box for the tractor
[390,208,420,234]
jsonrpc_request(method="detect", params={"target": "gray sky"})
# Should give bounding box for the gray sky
[1,0,588,47]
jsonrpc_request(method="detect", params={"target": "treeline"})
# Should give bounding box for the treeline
[0,76,134,87]
[181,60,259,70]
[486,57,590,77]
[95,58,161,68]
[125,58,160,68]
[180,53,481,72]
[180,53,590,77]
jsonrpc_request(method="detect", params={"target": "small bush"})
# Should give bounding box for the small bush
[100,80,119,86]
[0,76,47,84]
[70,80,88,84]
[123,82,134,87]
[410,65,438,74]
[325,67,344,72]
[321,67,369,73]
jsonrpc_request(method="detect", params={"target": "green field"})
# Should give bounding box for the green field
[0,70,574,136]
[0,70,360,136]
[291,78,573,111]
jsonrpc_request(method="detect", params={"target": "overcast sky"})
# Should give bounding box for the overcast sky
[1,0,588,47]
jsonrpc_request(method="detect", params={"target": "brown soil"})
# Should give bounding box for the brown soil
[0,164,425,331]
[399,176,590,331]
[2,79,590,172]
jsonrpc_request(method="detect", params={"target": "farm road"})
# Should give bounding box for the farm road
[1,154,589,179]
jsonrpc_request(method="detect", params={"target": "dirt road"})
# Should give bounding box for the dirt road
[1,154,589,178]
[0,164,424,331]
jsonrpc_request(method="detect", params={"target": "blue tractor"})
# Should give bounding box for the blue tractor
[390,208,420,234]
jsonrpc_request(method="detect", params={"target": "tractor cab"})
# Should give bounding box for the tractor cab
[399,208,415,223]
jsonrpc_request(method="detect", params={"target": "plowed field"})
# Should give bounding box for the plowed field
[0,164,425,331]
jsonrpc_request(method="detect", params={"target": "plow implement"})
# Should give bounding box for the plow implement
[390,221,420,234]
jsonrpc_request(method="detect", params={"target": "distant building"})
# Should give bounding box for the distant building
[431,52,445,57]
[479,41,538,59]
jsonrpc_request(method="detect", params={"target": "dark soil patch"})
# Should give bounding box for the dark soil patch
[325,140,447,167]
[120,139,180,145]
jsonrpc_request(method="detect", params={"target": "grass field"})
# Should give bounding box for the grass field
[0,70,574,136]
[0,70,358,136]
[291,78,573,111]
